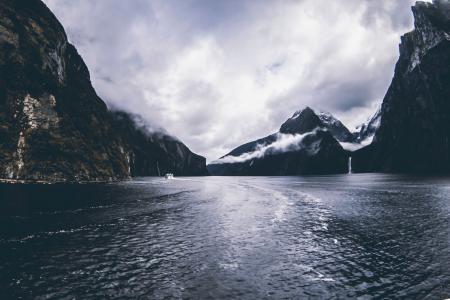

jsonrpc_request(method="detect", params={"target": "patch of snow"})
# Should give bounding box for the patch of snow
[317,110,339,127]
[354,105,381,142]
[291,109,303,120]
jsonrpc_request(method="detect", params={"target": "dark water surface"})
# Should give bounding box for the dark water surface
[1,175,450,299]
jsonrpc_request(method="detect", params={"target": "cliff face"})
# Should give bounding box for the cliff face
[354,0,450,173]
[0,0,207,182]
[208,107,349,176]
[0,0,129,181]
[111,112,208,177]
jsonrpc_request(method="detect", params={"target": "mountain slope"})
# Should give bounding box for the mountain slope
[111,112,208,177]
[316,111,355,143]
[353,107,381,144]
[353,0,450,173]
[208,107,348,176]
[281,108,355,142]
[0,0,207,182]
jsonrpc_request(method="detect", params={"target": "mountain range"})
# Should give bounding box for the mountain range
[2,0,450,181]
[209,0,450,176]
[208,107,349,176]
[207,106,380,176]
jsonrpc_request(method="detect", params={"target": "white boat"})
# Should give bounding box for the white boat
[165,173,174,179]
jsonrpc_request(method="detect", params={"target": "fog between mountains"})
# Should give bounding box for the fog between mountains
[211,129,322,165]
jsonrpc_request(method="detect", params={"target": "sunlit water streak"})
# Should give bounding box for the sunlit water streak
[1,174,450,299]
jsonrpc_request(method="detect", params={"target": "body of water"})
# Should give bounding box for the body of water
[1,174,450,299]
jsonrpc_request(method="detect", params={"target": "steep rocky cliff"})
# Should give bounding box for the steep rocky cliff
[353,0,450,173]
[0,0,207,182]
[208,107,348,176]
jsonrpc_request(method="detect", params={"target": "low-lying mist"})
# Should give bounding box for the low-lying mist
[210,128,322,165]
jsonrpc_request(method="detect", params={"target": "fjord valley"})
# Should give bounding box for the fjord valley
[2,0,450,181]
[2,0,450,299]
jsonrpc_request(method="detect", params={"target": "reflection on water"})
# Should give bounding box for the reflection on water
[1,174,450,299]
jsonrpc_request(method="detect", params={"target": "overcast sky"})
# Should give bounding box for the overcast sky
[43,0,428,161]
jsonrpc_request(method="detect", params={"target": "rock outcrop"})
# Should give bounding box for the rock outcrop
[353,0,450,173]
[208,107,349,176]
[0,0,207,182]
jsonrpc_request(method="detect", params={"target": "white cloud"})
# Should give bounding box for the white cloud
[210,129,321,165]
[340,136,375,152]
[43,0,419,162]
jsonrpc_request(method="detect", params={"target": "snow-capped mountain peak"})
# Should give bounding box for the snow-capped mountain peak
[354,106,381,143]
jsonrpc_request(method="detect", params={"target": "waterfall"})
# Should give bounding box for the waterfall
[157,161,161,177]
[348,156,352,174]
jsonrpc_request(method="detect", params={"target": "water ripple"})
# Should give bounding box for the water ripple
[1,175,450,299]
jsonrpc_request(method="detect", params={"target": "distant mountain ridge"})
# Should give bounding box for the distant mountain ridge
[316,111,356,143]
[111,112,208,177]
[212,0,450,176]
[208,107,349,176]
[0,0,207,182]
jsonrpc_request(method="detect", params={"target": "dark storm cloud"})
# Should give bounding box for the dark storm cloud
[43,0,426,161]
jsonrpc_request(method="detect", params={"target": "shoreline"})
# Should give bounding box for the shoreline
[0,177,131,185]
